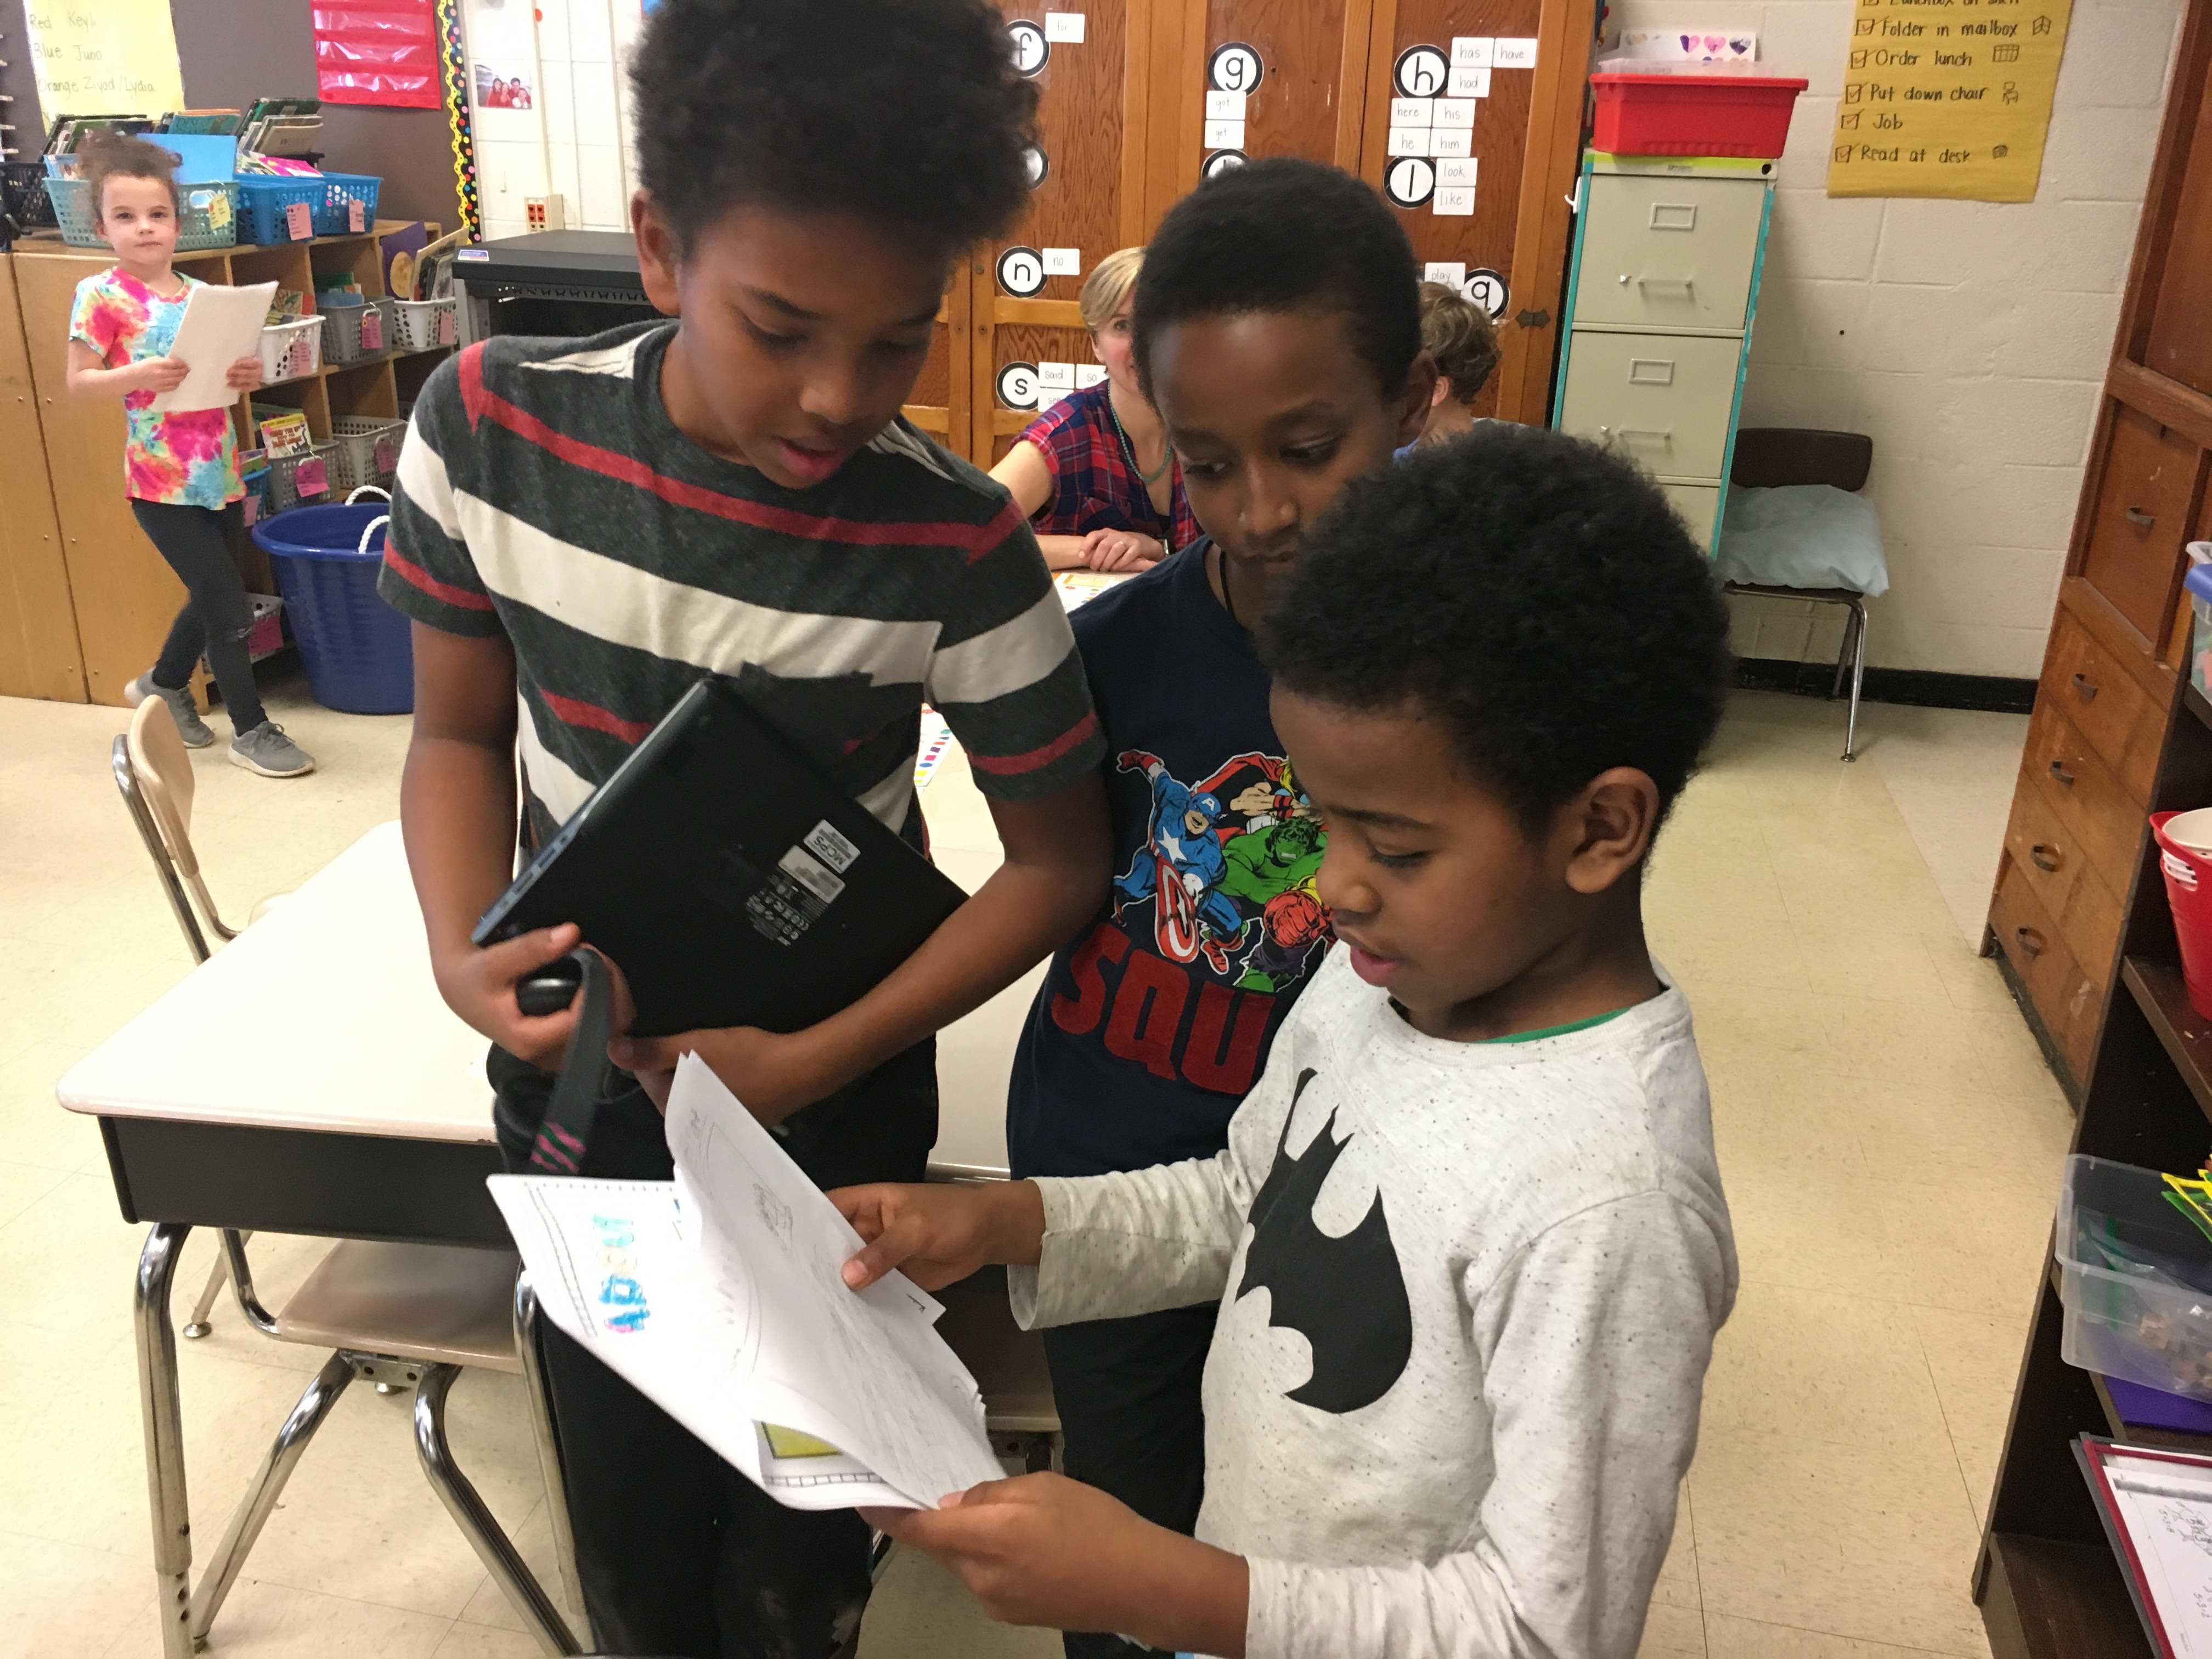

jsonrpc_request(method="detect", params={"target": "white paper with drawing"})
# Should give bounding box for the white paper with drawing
[488,1055,1000,1510]
[148,282,277,414]
[2106,1448,2212,1654]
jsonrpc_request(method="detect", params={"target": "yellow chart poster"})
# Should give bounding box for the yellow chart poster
[22,0,185,121]
[1826,0,2074,202]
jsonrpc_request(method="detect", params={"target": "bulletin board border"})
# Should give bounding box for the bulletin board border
[436,0,483,241]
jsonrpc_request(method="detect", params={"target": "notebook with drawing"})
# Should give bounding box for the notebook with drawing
[2079,1435,2212,1656]
[474,677,968,1039]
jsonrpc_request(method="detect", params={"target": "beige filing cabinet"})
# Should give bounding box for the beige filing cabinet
[1549,152,1776,554]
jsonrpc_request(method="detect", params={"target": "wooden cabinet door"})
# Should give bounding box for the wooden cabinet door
[2136,19,2212,395]
[0,259,87,702]
[970,1,1158,466]
[1154,0,1378,208]
[1358,0,1594,425]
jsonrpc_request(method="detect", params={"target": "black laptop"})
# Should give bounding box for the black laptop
[474,678,968,1039]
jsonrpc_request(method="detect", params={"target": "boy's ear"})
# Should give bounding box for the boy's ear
[1397,351,1440,447]
[1430,374,1454,411]
[1556,766,1660,896]
[631,191,683,318]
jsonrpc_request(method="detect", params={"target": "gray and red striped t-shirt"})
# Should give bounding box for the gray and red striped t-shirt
[379,322,1103,846]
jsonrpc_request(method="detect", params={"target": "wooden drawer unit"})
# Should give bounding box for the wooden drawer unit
[1570,174,1767,332]
[2043,601,2166,803]
[2004,775,2130,983]
[2077,407,2205,651]
[1554,331,1746,481]
[2022,697,2146,890]
[1990,855,2103,1085]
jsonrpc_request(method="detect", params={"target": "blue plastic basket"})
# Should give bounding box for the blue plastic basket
[49,176,239,250]
[314,172,381,236]
[236,176,324,244]
[251,503,414,714]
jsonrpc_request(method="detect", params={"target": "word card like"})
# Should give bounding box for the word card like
[1076,364,1107,388]
[1434,187,1475,217]
[1440,157,1479,189]
[1044,10,1084,42]
[1390,97,1433,128]
[1204,118,1246,150]
[1387,126,1431,159]
[1432,128,1473,159]
[1206,89,1246,120]
[1433,97,1476,129]
[1041,246,1082,276]
[1424,260,1468,287]
[1452,36,1493,66]
[1449,65,1491,99]
[1494,38,1539,69]
[1037,360,1076,389]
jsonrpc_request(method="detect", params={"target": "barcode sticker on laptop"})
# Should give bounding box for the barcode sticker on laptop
[777,844,847,906]
[804,820,861,874]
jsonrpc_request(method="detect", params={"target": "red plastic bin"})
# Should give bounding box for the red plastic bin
[1590,69,1809,159]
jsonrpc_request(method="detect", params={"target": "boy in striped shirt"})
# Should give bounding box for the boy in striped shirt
[379,1,1109,1652]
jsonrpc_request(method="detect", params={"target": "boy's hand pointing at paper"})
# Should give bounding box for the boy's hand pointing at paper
[830,1178,1045,1293]
[861,1475,1249,1656]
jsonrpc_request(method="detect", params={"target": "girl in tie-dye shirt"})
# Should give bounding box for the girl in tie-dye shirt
[64,132,314,777]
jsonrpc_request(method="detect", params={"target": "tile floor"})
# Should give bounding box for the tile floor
[0,678,2064,1658]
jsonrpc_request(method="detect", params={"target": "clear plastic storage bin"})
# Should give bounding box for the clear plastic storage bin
[2057,1154,2212,1402]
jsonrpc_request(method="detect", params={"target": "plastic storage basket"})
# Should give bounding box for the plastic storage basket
[391,297,458,352]
[50,176,239,251]
[328,416,405,494]
[259,315,326,383]
[2056,1154,2212,1403]
[237,176,324,244]
[266,442,338,512]
[252,503,414,714]
[314,173,382,236]
[3,162,54,247]
[1589,69,1809,159]
[321,297,394,364]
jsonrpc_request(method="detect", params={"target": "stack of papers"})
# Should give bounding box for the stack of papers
[490,1056,1003,1510]
[2081,1437,2212,1656]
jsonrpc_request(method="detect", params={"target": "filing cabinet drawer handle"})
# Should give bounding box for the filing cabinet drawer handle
[1635,275,1697,290]
[1650,202,1699,230]
[1599,427,1675,445]
[2049,759,2076,787]
[2030,843,2062,873]
[2125,506,2156,528]
[2070,672,2098,702]
[1628,358,1677,386]
[2014,927,2046,960]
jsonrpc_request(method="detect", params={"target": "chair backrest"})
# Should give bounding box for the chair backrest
[128,696,201,881]
[1730,427,1874,493]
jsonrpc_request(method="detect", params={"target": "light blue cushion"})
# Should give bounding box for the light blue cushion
[1714,483,1889,597]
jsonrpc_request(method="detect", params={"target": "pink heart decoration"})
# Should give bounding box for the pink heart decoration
[1680,33,1695,49]
[1703,33,1726,52]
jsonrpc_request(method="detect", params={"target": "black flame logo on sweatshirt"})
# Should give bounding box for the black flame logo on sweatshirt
[1234,1070,1413,1413]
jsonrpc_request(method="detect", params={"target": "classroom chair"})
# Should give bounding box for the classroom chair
[145,1233,585,1655]
[1716,427,1887,761]
[113,698,284,1338]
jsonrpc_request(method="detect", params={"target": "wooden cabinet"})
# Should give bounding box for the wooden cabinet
[963,0,1594,466]
[0,258,84,702]
[6,222,449,705]
[1977,4,2212,1652]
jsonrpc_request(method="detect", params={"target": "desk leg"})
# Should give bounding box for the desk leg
[133,1223,195,1659]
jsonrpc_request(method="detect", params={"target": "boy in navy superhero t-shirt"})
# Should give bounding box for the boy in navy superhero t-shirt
[1004,159,1434,1659]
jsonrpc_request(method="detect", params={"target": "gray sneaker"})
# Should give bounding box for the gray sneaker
[125,672,215,749]
[229,721,317,778]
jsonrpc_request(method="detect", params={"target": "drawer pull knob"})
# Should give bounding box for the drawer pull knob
[2030,843,2062,873]
[2070,672,2098,701]
[2049,759,2076,787]
[2125,506,2156,528]
[2015,926,2046,960]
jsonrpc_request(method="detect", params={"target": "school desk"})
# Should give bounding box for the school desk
[57,818,1016,1654]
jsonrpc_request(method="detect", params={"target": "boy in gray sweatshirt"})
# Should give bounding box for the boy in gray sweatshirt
[836,424,1739,1659]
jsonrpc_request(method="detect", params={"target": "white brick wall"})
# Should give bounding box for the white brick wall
[1606,0,2186,678]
